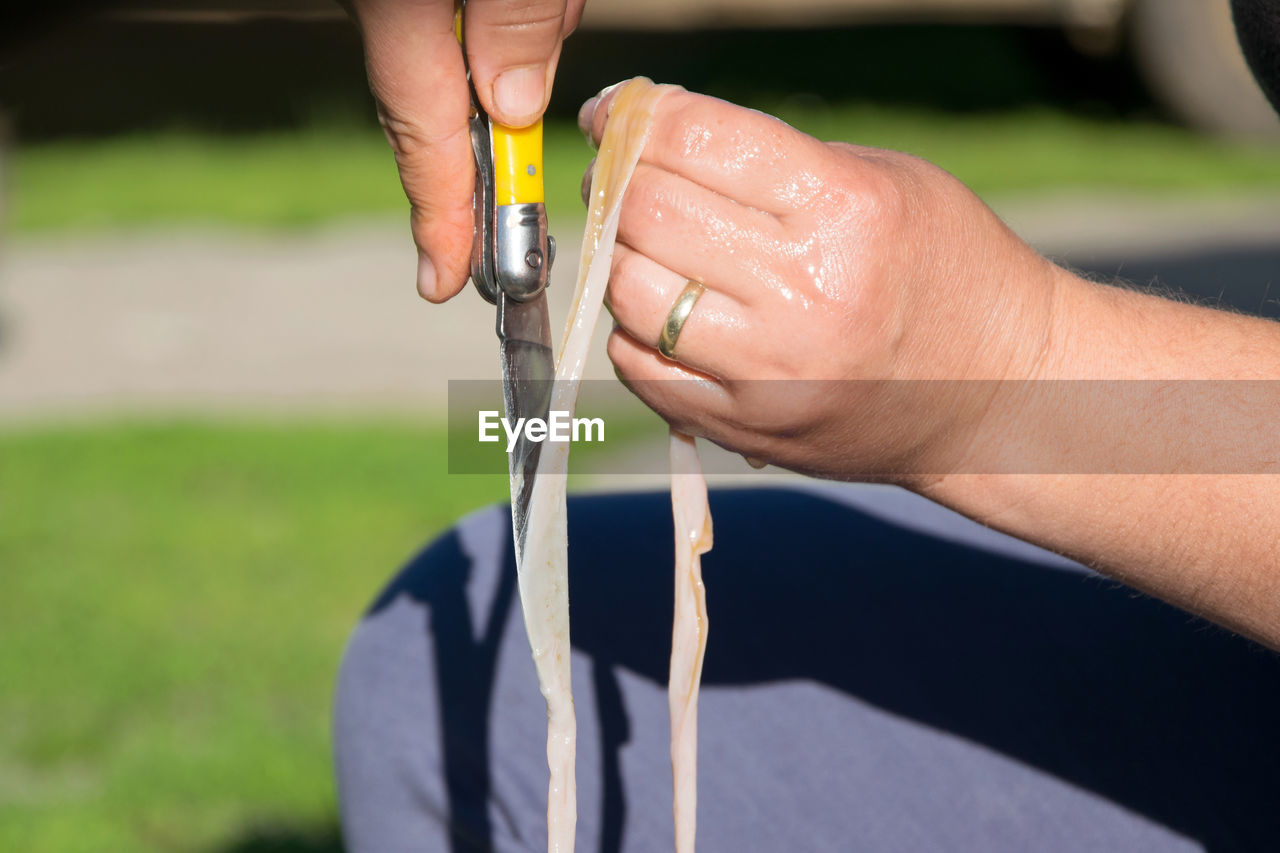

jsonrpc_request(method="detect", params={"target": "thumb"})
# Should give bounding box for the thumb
[465,0,585,127]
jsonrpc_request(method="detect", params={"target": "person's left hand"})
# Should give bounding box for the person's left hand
[579,85,1061,482]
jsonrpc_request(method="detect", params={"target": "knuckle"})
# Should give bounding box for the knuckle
[842,165,906,227]
[865,167,910,223]
[409,208,473,285]
[379,111,466,167]
[379,131,471,214]
[818,145,909,228]
[477,0,566,36]
[650,387,703,432]
[620,167,672,230]
[730,382,822,434]
[580,157,595,205]
[728,392,791,434]
[653,94,714,162]
[606,327,630,365]
[606,252,646,320]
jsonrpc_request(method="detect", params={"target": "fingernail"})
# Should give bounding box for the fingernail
[417,253,438,300]
[578,97,599,145]
[612,359,632,391]
[579,82,624,142]
[597,81,623,115]
[493,66,545,124]
[580,157,596,205]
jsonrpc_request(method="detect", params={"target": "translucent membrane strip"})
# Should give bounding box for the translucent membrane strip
[512,78,682,853]
[669,430,713,852]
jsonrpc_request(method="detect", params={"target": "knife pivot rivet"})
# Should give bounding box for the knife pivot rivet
[526,164,536,176]
[525,249,543,270]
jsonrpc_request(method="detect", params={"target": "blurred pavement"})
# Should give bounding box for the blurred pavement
[0,222,609,421]
[2,194,1280,423]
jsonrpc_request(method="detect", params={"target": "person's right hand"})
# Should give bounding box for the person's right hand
[347,0,585,301]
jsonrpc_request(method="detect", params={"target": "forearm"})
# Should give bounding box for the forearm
[922,268,1280,648]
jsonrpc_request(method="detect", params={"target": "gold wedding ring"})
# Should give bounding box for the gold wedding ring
[658,280,706,360]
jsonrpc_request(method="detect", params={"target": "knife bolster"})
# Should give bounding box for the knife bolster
[495,202,553,302]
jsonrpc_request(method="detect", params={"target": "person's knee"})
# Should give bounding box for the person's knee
[332,556,443,850]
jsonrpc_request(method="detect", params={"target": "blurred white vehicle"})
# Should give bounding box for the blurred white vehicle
[115,0,1280,138]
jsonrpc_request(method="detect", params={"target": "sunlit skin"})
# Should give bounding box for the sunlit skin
[340,0,1280,650]
[580,86,1059,480]
[580,85,1280,650]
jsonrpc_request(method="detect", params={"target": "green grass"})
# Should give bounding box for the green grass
[776,104,1280,194]
[0,421,508,852]
[9,108,1280,235]
[6,123,597,234]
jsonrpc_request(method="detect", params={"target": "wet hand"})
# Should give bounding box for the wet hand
[580,85,1063,482]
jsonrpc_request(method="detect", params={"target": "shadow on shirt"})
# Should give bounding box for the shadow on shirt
[368,487,1280,852]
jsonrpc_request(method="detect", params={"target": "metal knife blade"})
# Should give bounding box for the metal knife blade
[499,290,555,558]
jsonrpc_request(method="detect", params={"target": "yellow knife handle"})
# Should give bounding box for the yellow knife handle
[492,121,545,205]
[491,121,553,300]
[456,1,544,205]
[457,0,553,302]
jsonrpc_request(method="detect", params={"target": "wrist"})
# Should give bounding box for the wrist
[902,252,1068,487]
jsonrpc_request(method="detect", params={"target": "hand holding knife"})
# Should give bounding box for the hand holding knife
[457,0,556,551]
